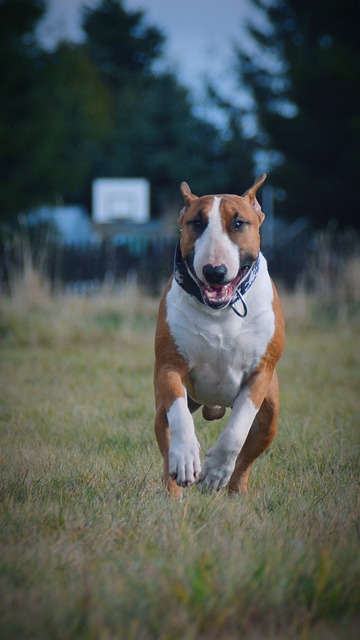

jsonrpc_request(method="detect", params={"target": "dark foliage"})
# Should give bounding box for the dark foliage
[236,0,360,228]
[0,0,254,223]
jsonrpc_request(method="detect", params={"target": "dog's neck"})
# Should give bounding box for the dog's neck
[173,241,261,317]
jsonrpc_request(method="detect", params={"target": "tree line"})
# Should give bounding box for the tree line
[0,0,359,229]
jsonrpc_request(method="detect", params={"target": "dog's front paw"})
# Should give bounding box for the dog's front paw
[196,445,237,492]
[169,438,201,487]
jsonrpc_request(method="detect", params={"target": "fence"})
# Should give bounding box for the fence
[0,234,175,296]
[0,223,359,295]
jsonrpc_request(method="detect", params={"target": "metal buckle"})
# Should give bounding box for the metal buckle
[230,291,248,318]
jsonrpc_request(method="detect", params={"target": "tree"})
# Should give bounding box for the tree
[81,0,167,198]
[111,73,227,209]
[0,0,253,223]
[0,0,47,220]
[0,0,112,221]
[235,0,360,227]
[83,0,165,90]
[38,43,112,206]
[81,0,231,212]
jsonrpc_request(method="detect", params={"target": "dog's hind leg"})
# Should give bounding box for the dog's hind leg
[228,370,279,495]
[187,396,201,414]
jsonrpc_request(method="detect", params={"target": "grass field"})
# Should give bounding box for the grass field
[0,274,359,639]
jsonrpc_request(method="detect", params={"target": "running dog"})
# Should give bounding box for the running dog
[154,174,285,497]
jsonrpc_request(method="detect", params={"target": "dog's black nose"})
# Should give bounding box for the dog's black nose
[202,263,227,284]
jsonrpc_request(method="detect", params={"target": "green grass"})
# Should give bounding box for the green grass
[0,285,359,639]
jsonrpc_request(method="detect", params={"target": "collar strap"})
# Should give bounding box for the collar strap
[173,241,260,318]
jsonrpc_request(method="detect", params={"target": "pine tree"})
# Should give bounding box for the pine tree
[0,0,47,219]
[236,0,360,227]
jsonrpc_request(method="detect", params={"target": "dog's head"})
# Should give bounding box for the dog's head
[178,174,266,309]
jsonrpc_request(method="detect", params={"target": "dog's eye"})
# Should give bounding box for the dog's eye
[189,218,202,231]
[234,219,244,230]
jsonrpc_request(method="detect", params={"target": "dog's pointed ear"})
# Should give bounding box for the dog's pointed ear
[180,181,198,208]
[243,173,267,225]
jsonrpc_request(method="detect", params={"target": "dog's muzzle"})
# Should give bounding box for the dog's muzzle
[173,241,260,315]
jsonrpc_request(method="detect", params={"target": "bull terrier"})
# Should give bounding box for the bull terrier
[154,174,285,497]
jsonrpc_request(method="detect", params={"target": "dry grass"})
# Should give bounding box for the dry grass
[0,261,359,639]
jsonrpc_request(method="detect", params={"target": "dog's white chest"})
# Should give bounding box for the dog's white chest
[166,266,275,407]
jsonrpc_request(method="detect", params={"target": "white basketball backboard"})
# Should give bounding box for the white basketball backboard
[92,178,150,223]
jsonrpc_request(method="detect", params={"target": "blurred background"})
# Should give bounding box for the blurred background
[1,0,359,295]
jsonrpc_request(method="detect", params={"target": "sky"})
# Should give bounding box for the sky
[39,0,260,115]
[122,0,255,93]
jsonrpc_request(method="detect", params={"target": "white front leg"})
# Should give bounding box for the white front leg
[167,397,201,486]
[197,388,258,492]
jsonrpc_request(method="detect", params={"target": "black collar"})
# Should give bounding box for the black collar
[173,241,261,318]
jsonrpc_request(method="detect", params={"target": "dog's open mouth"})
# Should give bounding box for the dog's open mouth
[199,265,251,309]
